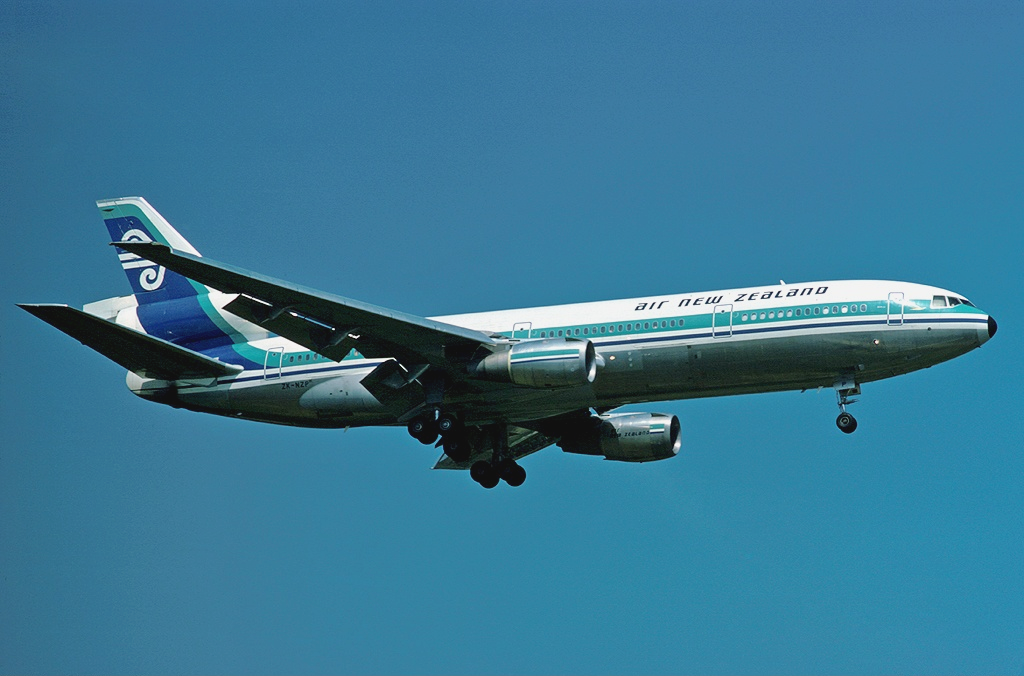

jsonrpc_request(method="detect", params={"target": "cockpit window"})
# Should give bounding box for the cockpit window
[960,298,976,307]
[931,295,948,308]
[947,297,962,306]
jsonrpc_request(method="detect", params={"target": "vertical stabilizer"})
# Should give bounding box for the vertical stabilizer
[98,197,209,304]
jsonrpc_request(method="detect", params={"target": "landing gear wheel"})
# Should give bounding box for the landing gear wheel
[443,434,471,463]
[470,460,490,483]
[470,460,499,489]
[407,417,439,445]
[501,462,526,487]
[836,412,858,434]
[437,415,458,435]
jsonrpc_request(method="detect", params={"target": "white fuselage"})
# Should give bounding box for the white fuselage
[131,279,993,428]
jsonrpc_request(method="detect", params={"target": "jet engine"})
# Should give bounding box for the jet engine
[558,412,681,462]
[474,338,597,388]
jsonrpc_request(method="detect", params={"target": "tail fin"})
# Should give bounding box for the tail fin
[99,197,209,304]
[97,197,242,352]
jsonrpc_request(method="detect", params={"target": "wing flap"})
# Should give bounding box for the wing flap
[432,425,557,470]
[19,304,242,382]
[114,241,498,370]
[224,294,359,362]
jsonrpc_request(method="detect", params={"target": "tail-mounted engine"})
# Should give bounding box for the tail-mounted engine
[558,412,681,463]
[473,338,597,388]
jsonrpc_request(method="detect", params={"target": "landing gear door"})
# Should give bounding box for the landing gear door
[887,292,905,326]
[512,322,532,340]
[713,304,733,338]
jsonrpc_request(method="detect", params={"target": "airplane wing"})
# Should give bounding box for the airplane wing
[18,304,242,382]
[114,241,501,371]
[432,425,557,470]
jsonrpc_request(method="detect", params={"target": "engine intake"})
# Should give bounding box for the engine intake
[474,338,597,388]
[558,413,681,463]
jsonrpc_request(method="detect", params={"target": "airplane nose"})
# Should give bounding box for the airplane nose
[988,315,998,340]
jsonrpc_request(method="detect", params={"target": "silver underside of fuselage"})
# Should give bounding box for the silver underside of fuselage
[158,320,987,429]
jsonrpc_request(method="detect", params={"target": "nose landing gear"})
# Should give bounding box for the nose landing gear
[834,376,860,434]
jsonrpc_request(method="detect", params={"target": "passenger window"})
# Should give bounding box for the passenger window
[583,327,589,335]
[860,304,867,312]
[661,321,667,328]
[600,326,606,334]
[759,312,766,320]
[618,324,623,332]
[814,307,820,315]
[841,305,848,314]
[742,314,748,321]
[768,311,775,319]
[786,309,793,318]
[851,305,858,313]
[574,329,580,336]
[795,309,801,317]
[832,306,839,314]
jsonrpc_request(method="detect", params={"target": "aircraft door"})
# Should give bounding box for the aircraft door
[512,322,532,340]
[887,292,905,326]
[264,347,283,379]
[713,304,733,338]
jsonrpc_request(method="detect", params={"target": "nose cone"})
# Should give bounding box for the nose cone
[980,315,998,345]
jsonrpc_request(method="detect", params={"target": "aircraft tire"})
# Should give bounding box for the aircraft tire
[416,429,439,445]
[478,470,500,489]
[443,434,471,463]
[836,412,858,434]
[408,417,439,445]
[470,460,491,483]
[502,462,526,487]
[470,460,500,488]
[438,414,458,434]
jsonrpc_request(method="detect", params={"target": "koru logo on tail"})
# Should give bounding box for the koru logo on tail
[118,229,165,291]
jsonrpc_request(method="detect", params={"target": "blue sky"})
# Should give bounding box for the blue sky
[2,2,1022,673]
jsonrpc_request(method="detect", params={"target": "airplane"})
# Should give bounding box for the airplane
[19,197,998,489]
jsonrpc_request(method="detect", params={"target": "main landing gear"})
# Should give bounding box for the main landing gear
[834,377,860,434]
[408,414,527,488]
[470,458,526,489]
[407,410,472,462]
[469,424,526,489]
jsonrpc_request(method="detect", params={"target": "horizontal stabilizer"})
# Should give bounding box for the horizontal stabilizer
[18,304,242,382]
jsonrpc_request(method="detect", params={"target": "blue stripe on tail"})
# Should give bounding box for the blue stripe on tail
[104,215,202,304]
[100,199,238,354]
